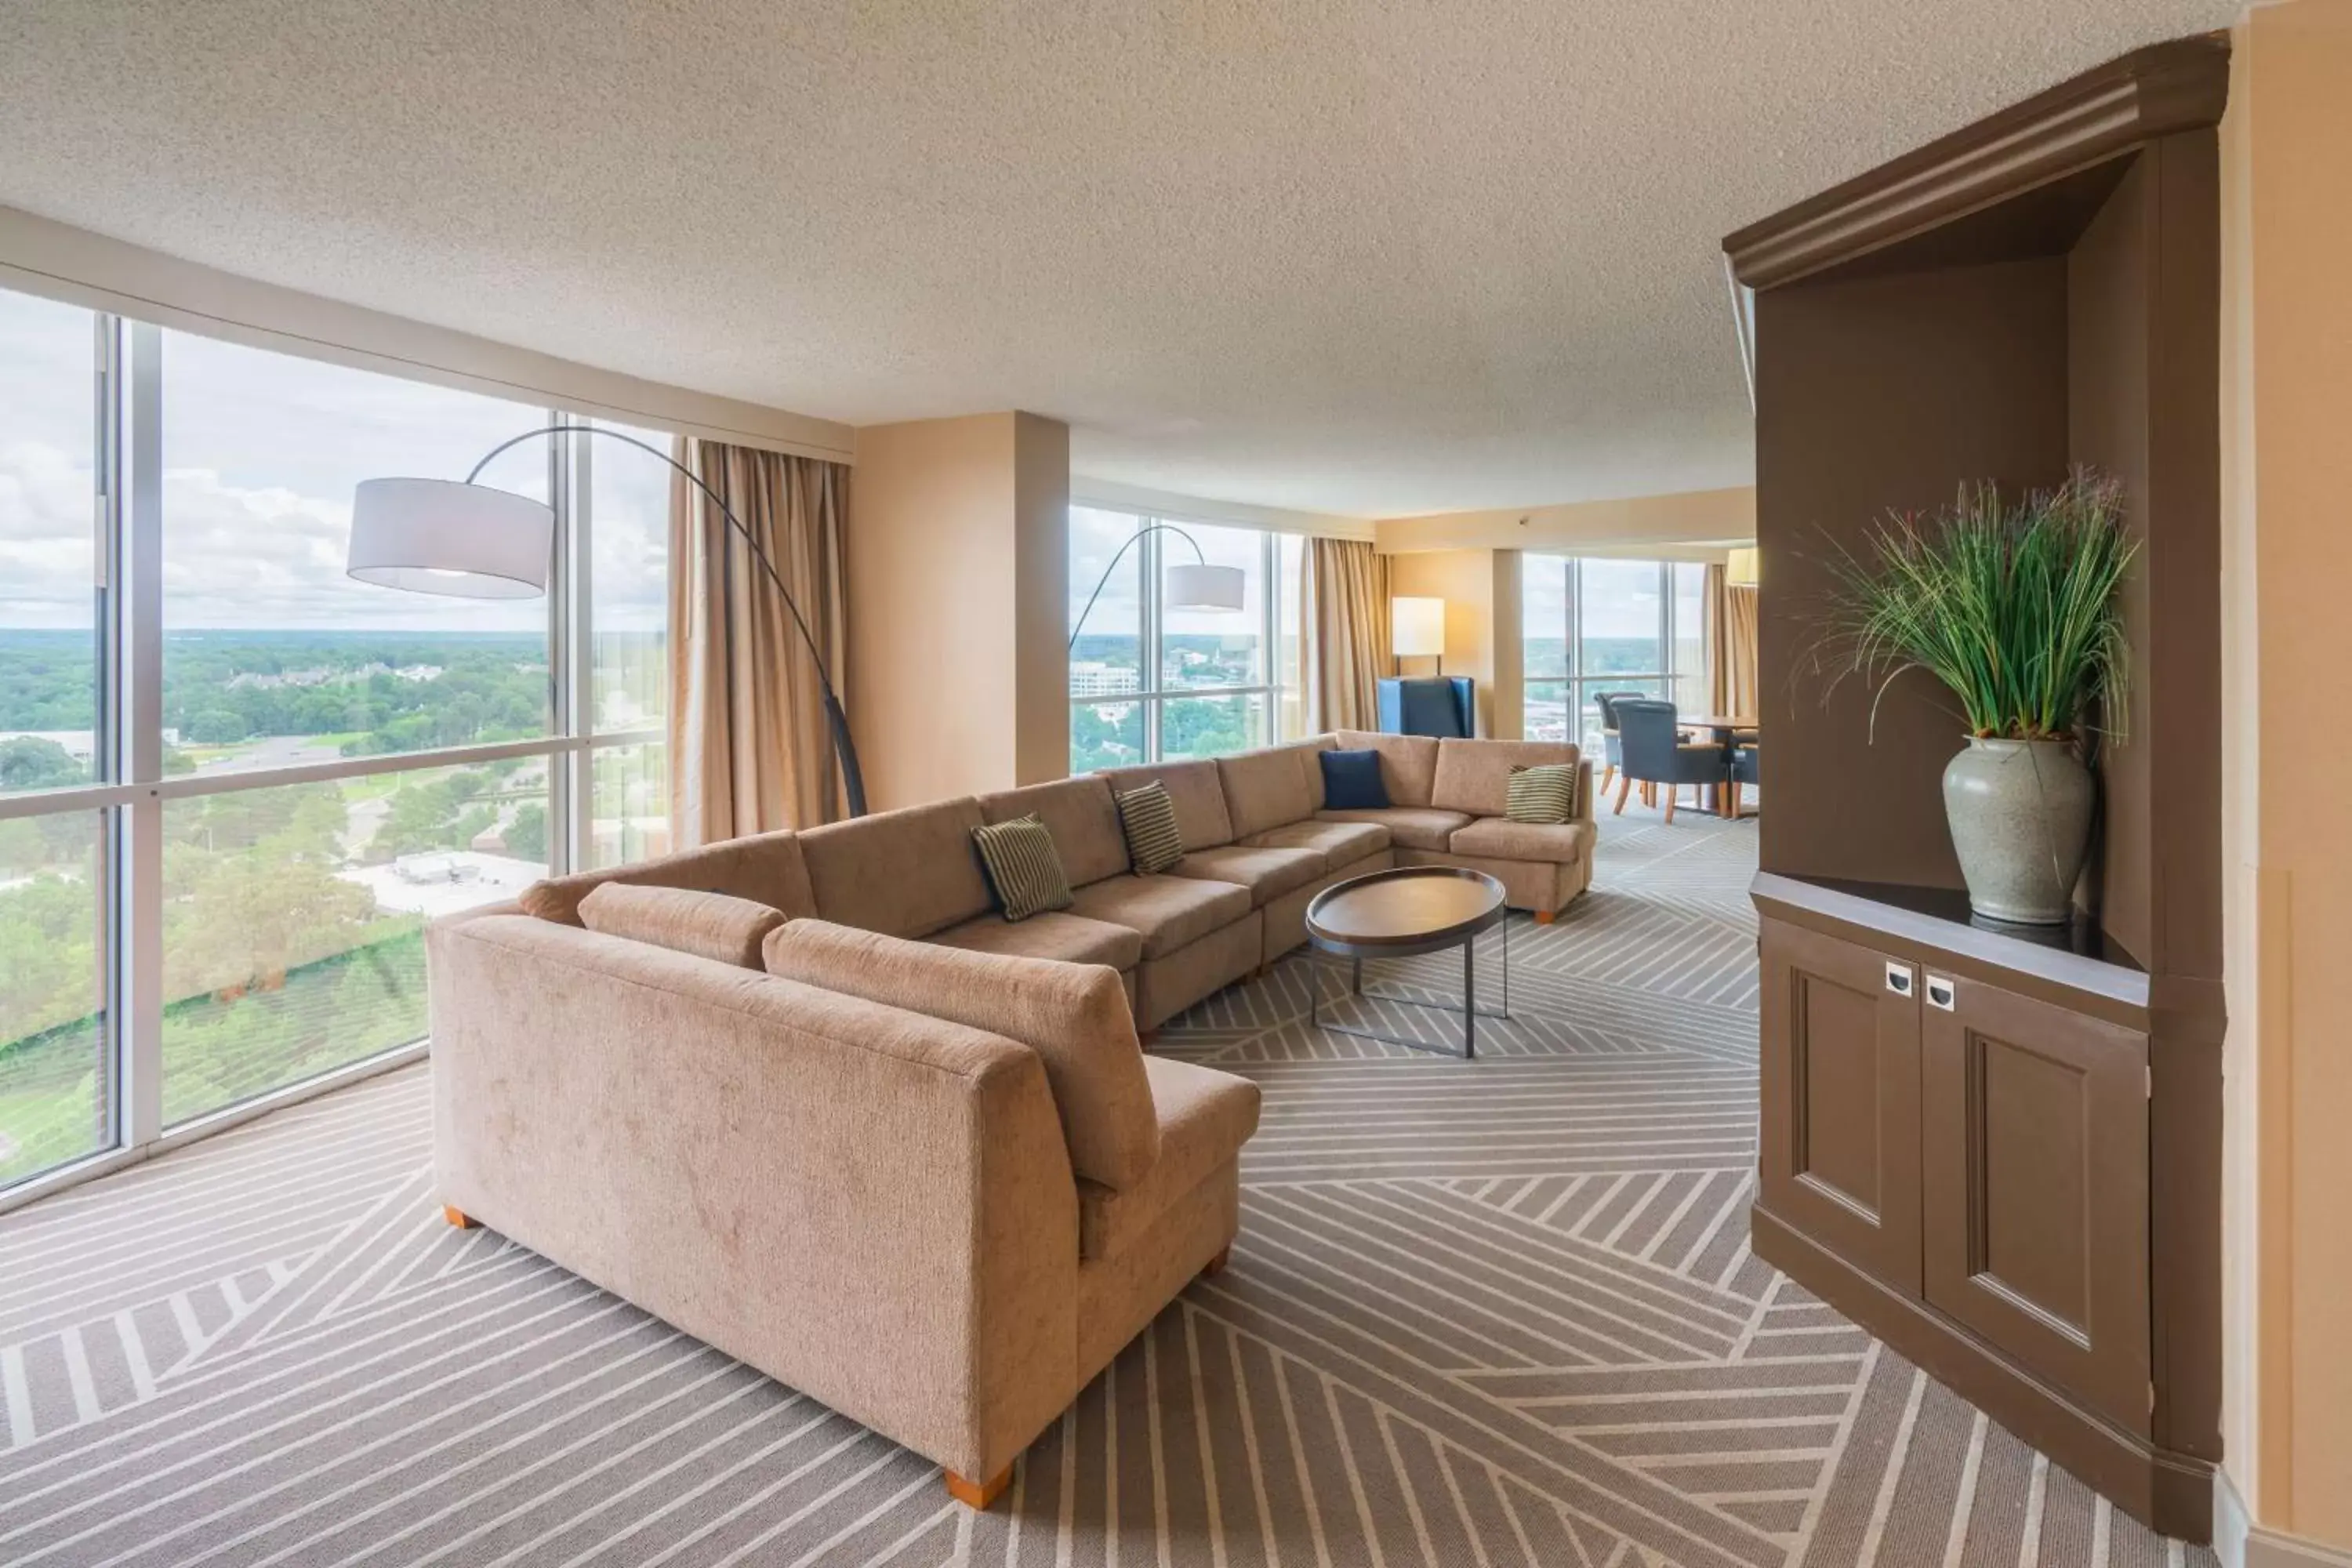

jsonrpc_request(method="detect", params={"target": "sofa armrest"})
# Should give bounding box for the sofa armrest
[426,912,1079,1482]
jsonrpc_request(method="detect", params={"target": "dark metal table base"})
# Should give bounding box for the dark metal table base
[1306,921,1509,1059]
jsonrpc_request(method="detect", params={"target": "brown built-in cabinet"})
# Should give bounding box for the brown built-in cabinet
[1726,38,2228,1542]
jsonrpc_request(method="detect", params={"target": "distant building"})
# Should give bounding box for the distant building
[1070,662,1140,697]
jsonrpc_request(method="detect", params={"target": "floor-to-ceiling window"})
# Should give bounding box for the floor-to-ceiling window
[1522,555,1711,750]
[0,285,673,1198]
[1069,506,1301,773]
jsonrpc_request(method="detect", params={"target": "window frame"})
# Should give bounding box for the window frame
[1522,554,1711,750]
[0,311,671,1210]
[1068,507,1298,770]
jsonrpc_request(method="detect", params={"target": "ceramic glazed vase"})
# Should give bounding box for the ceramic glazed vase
[1940,737,2094,925]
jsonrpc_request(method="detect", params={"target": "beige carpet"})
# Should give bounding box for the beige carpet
[0,808,2212,1566]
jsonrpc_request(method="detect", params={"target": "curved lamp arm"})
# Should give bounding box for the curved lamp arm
[1066,522,1209,653]
[465,423,867,818]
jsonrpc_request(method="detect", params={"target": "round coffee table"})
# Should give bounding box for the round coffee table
[1303,866,1509,1058]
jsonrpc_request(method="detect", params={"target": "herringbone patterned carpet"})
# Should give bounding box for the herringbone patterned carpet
[0,807,2213,1566]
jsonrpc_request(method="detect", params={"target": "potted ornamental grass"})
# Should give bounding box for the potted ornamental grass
[1824,472,2136,925]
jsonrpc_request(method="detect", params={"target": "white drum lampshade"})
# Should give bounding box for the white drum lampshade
[1726,546,1761,587]
[1392,596,1446,658]
[348,477,554,599]
[1165,561,1247,612]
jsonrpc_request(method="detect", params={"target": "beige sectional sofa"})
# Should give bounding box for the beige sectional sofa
[424,730,1589,1508]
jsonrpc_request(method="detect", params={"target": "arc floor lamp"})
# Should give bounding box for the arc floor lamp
[350,425,870,818]
[1066,523,1247,651]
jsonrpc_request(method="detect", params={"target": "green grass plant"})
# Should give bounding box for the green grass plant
[1823,471,2137,743]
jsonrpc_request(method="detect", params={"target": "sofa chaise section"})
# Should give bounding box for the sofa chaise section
[429,911,1258,1508]
[1313,732,1595,920]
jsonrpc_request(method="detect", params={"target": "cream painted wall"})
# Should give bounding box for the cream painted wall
[1385,549,1526,739]
[2219,0,2352,1548]
[1377,485,1753,555]
[848,412,1069,809]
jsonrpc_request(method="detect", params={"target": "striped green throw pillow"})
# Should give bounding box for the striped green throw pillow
[1115,782,1184,876]
[971,815,1073,922]
[1505,764,1576,826]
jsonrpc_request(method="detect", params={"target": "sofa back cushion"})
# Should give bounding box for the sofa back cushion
[1431,739,1582,817]
[1215,746,1317,840]
[579,883,786,967]
[764,920,1160,1190]
[977,776,1129,887]
[1330,731,1441,807]
[1099,760,1232,848]
[1273,737,1338,810]
[797,797,993,938]
[519,829,815,927]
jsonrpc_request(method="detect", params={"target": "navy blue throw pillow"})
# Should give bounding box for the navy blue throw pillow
[1319,749,1390,810]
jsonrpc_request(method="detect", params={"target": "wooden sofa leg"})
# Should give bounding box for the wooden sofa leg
[945,1464,1014,1510]
[1200,1245,1232,1279]
[442,1205,480,1230]
[1533,909,1557,925]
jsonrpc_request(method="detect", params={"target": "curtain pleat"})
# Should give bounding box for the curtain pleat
[1304,538,1391,732]
[1726,585,1761,719]
[1705,562,1731,714]
[668,438,851,844]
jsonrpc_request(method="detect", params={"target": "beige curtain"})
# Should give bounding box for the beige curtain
[1705,562,1732,713]
[1726,586,1761,719]
[668,439,851,844]
[1303,538,1392,732]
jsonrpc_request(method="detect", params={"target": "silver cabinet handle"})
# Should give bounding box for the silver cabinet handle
[1926,975,1956,1011]
[1885,962,1914,996]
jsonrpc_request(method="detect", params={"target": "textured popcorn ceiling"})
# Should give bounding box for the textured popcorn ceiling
[0,1,2240,517]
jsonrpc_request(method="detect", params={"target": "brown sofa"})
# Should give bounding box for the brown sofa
[425,731,1588,1508]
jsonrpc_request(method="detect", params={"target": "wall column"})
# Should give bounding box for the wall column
[848,412,1069,809]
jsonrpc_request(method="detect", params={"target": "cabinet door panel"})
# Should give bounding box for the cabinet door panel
[1921,975,2151,1433]
[1759,918,1922,1296]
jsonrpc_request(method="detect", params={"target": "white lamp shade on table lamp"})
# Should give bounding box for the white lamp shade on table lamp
[1725,546,1761,587]
[1392,596,1446,658]
[348,477,554,599]
[1165,561,1247,612]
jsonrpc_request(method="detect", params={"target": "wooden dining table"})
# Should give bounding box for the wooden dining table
[1676,714,1759,816]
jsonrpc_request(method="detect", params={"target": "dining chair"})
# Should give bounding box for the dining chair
[1613,698,1731,825]
[1728,740,1760,819]
[1590,691,1645,793]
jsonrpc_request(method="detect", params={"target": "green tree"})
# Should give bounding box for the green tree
[0,736,85,792]
[188,709,250,745]
[503,801,548,862]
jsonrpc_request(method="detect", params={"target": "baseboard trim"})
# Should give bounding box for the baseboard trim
[2215,1471,2352,1568]
[1751,1202,2212,1542]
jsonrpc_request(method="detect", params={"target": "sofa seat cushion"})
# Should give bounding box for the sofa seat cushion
[927,909,1143,971]
[1079,1056,1261,1261]
[1166,844,1327,907]
[763,920,1158,1190]
[1313,806,1472,854]
[1066,873,1253,960]
[1238,818,1391,870]
[1447,816,1595,867]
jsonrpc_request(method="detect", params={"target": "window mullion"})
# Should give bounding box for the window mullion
[117,321,165,1150]
[553,412,586,877]
[1141,519,1162,761]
